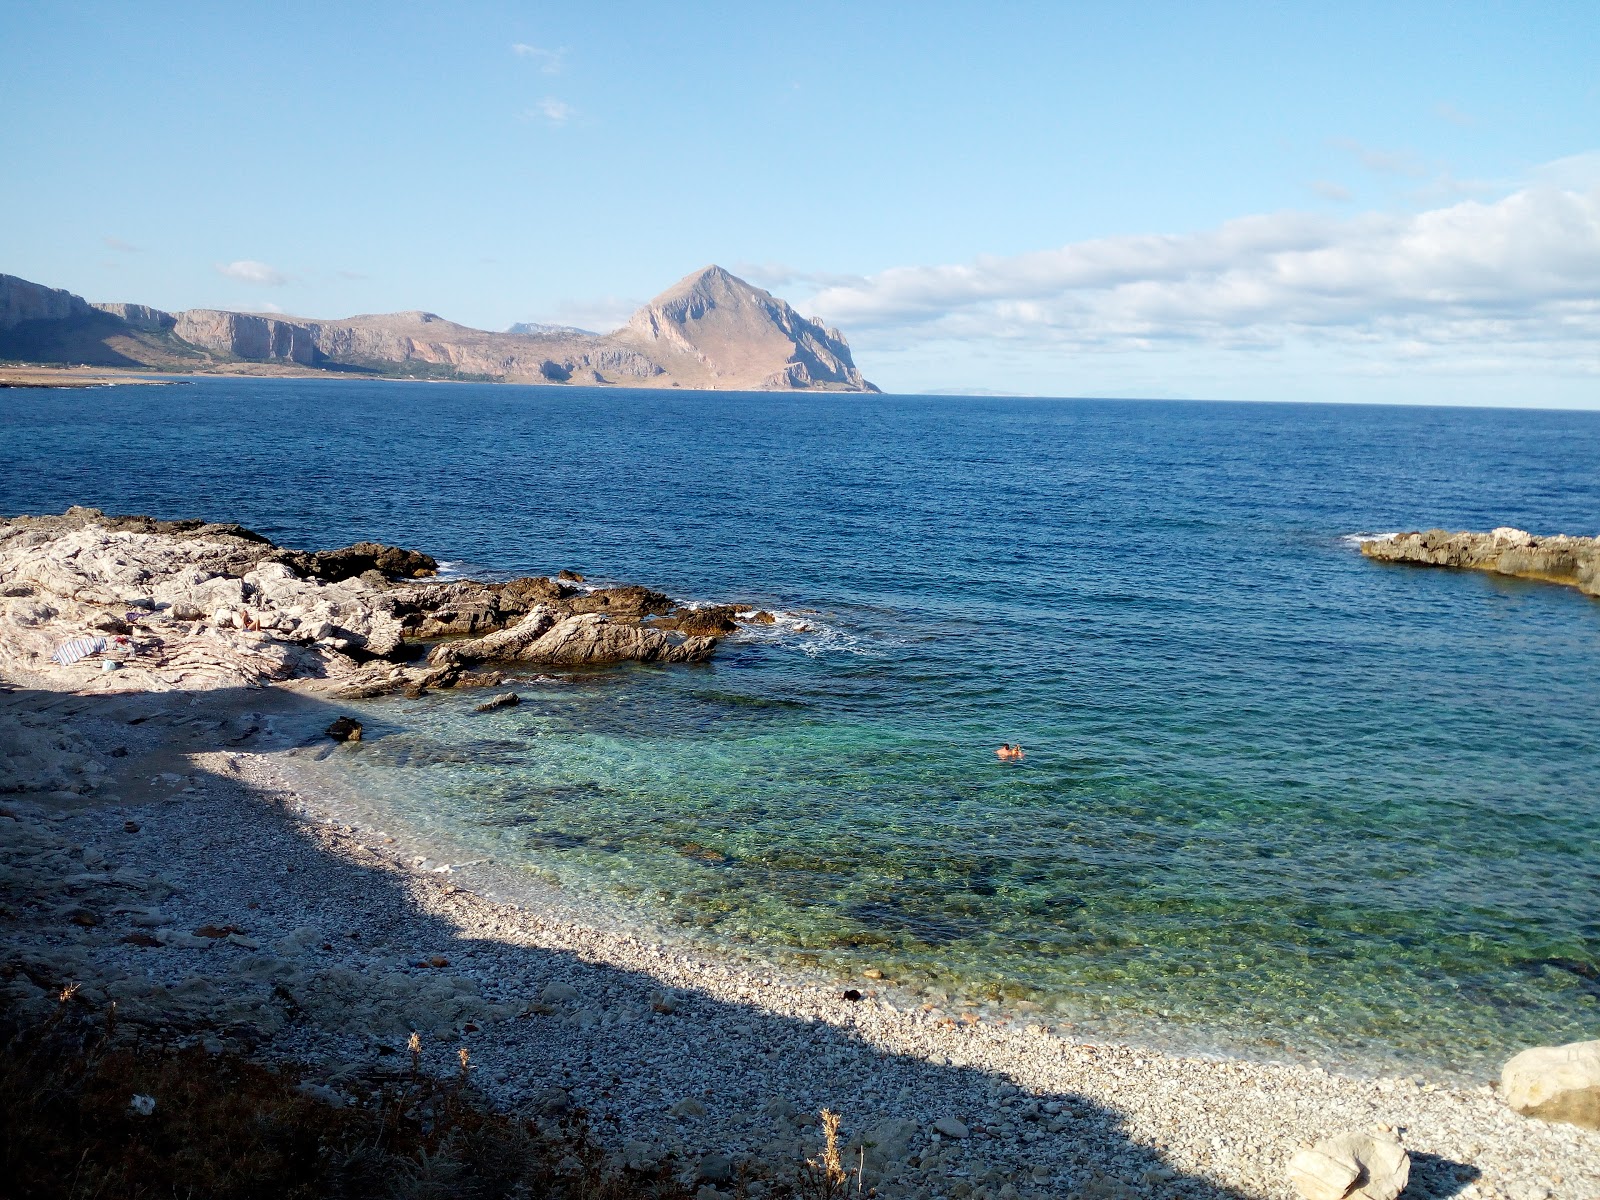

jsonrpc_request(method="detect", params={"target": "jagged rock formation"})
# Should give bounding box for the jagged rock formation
[0,507,730,694]
[1360,528,1600,598]
[0,267,878,391]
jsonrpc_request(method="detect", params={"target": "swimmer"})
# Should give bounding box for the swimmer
[996,743,1025,761]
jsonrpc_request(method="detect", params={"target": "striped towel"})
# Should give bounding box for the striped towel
[50,636,107,666]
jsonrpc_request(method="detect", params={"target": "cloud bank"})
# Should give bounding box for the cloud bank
[802,181,1600,376]
[215,260,289,286]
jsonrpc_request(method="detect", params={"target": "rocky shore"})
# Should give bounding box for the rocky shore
[1360,528,1600,599]
[3,509,1598,1200]
[0,507,740,698]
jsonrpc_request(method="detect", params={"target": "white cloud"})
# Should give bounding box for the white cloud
[521,97,575,125]
[1309,180,1352,203]
[103,236,141,253]
[215,260,289,286]
[511,42,565,73]
[802,177,1600,377]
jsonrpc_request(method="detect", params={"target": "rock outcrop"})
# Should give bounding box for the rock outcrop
[1286,1129,1409,1200]
[426,608,715,669]
[0,267,879,391]
[0,508,731,693]
[1360,528,1600,598]
[1501,1040,1600,1129]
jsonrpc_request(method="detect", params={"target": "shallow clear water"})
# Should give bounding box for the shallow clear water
[5,378,1599,1074]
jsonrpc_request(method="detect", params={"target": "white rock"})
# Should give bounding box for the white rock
[933,1116,970,1139]
[1287,1130,1409,1200]
[1501,1039,1600,1129]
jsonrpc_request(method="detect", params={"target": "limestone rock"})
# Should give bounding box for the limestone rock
[1360,528,1600,598]
[1287,1130,1409,1200]
[1501,1039,1600,1129]
[932,1116,970,1139]
[431,609,715,668]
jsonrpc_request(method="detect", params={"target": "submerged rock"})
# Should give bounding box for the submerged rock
[1502,1039,1600,1129]
[474,692,521,713]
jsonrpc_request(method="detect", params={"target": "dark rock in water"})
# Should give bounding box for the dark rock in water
[325,716,363,742]
[287,541,439,582]
[749,610,776,625]
[842,989,863,1002]
[655,605,742,636]
[474,691,521,713]
[557,569,585,583]
[567,584,673,620]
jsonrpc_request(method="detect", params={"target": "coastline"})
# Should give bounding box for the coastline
[2,678,1594,1200]
[3,507,1597,1198]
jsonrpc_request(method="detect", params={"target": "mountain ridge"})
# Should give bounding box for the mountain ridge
[0,266,878,392]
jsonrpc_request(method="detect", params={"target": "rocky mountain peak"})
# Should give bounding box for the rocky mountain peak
[622,266,877,392]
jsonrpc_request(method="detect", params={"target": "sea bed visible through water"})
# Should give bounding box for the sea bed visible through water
[4,378,1598,1080]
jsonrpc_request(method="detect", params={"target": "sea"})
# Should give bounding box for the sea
[4,377,1598,1078]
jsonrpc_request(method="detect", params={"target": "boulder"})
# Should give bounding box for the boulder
[1501,1039,1600,1129]
[325,717,363,743]
[1287,1130,1409,1200]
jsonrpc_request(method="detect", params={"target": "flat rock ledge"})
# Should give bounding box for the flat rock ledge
[0,507,732,694]
[1359,527,1600,598]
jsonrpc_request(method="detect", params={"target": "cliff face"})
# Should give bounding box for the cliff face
[0,267,878,391]
[1,274,92,329]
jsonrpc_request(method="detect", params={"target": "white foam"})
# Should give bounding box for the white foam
[1339,532,1399,549]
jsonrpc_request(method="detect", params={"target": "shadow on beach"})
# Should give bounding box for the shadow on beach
[0,680,1486,1200]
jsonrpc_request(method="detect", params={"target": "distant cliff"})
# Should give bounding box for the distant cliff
[0,267,878,392]
[0,274,92,329]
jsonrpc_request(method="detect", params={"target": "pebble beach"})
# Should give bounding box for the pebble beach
[3,680,1595,1200]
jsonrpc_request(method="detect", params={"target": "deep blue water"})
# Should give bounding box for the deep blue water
[4,378,1599,1073]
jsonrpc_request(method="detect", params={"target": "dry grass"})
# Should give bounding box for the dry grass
[0,984,693,1200]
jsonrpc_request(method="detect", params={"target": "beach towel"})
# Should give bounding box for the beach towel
[50,636,107,666]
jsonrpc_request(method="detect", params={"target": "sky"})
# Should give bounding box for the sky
[2,2,1597,405]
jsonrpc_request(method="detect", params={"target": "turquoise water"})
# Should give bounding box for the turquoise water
[5,379,1599,1074]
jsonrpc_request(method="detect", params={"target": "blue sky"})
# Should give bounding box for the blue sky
[2,2,1596,404]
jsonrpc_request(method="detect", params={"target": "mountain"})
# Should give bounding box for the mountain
[0,267,878,392]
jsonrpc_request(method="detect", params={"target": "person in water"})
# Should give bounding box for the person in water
[996,743,1025,761]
